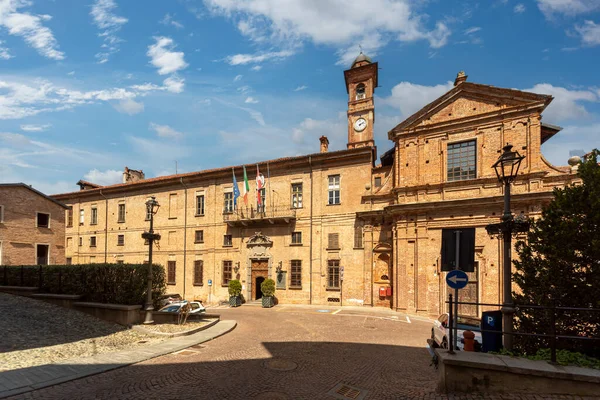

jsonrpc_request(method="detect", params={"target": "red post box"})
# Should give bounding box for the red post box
[386,287,392,297]
[379,287,386,297]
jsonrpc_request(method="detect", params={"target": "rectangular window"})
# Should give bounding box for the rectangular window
[196,194,205,216]
[90,236,97,247]
[116,260,124,265]
[328,233,340,249]
[290,260,302,288]
[354,226,363,248]
[222,260,232,285]
[328,260,340,289]
[291,183,303,208]
[223,234,232,247]
[374,177,382,187]
[66,237,72,248]
[117,234,124,246]
[194,260,203,286]
[66,208,72,227]
[91,207,98,225]
[291,231,302,245]
[36,212,50,228]
[79,209,84,225]
[328,175,340,205]
[169,194,177,219]
[223,192,234,213]
[167,261,176,284]
[447,140,476,181]
[195,230,204,243]
[117,203,126,223]
[79,237,83,246]
[66,257,72,265]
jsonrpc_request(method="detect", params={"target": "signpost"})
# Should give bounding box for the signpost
[446,270,469,290]
[340,266,344,307]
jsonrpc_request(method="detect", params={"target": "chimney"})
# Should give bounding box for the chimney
[319,136,329,153]
[454,71,468,86]
[122,166,129,183]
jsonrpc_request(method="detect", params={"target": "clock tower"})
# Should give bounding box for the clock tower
[344,52,378,149]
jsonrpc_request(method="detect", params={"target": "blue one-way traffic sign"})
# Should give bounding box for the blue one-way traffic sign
[446,270,469,289]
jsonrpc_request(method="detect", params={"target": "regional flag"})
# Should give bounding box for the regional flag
[232,168,240,208]
[256,164,265,205]
[243,166,250,206]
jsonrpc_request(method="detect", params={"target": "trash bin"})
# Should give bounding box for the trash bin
[481,310,503,353]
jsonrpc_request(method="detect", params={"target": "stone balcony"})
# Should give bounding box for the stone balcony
[223,206,296,226]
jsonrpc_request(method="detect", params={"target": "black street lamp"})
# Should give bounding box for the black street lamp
[142,196,161,325]
[486,144,527,351]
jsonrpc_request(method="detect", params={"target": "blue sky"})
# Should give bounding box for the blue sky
[0,0,599,194]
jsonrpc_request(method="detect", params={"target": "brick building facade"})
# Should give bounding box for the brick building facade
[52,56,579,316]
[0,183,68,266]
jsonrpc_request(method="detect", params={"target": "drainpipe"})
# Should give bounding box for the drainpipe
[180,177,188,300]
[99,190,108,263]
[309,156,313,305]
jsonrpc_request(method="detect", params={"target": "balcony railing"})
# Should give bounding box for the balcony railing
[223,205,296,225]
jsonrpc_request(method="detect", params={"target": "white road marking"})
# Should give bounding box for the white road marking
[406,315,411,324]
[332,309,342,315]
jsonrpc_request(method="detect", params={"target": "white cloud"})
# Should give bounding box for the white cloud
[233,74,243,82]
[0,0,64,60]
[205,0,453,65]
[542,123,600,165]
[380,81,454,119]
[0,40,12,59]
[525,83,598,124]
[536,0,600,18]
[251,65,262,71]
[225,50,295,65]
[160,13,184,29]
[514,3,526,13]
[20,123,51,131]
[83,168,122,185]
[291,116,346,148]
[237,85,251,94]
[575,20,600,46]
[147,36,188,75]
[90,0,128,63]
[245,96,258,104]
[293,85,307,91]
[128,136,191,161]
[149,122,184,139]
[113,98,144,115]
[464,26,481,35]
[67,70,75,76]
[163,75,185,93]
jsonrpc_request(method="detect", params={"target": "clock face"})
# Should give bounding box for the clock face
[354,118,367,132]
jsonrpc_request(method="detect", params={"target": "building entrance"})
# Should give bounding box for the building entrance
[255,276,265,300]
[250,259,269,300]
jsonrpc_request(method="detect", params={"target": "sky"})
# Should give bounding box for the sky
[0,0,599,195]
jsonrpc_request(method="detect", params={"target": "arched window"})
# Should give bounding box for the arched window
[355,83,366,100]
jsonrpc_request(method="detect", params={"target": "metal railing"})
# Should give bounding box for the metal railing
[447,294,600,363]
[223,205,296,223]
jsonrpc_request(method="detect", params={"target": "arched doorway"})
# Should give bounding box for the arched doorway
[255,276,265,300]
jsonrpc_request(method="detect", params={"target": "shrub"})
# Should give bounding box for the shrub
[261,278,276,297]
[0,263,166,307]
[228,279,242,297]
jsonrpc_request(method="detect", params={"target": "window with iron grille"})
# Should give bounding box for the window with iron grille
[91,207,98,225]
[290,260,302,288]
[117,234,124,246]
[328,175,340,205]
[328,260,340,289]
[195,230,204,243]
[90,236,97,247]
[222,260,232,285]
[167,261,176,284]
[354,226,363,248]
[194,260,203,286]
[66,208,73,227]
[447,140,476,181]
[117,203,126,223]
[328,233,340,249]
[223,192,234,213]
[291,183,303,208]
[223,234,232,247]
[291,231,302,245]
[196,194,205,216]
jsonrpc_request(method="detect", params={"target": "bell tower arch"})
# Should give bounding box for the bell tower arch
[344,52,378,149]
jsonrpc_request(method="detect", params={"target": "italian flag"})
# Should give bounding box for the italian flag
[243,166,250,206]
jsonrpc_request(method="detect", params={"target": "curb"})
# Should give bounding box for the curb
[132,318,219,338]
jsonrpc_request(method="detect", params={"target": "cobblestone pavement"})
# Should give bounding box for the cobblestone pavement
[10,306,595,400]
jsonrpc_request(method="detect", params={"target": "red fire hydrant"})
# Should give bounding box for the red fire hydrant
[463,330,475,352]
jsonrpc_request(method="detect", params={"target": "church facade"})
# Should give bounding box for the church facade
[52,54,579,316]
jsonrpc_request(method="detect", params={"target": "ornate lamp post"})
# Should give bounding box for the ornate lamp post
[485,144,527,350]
[142,196,161,325]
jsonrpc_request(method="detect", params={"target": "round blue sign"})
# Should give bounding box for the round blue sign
[446,270,469,289]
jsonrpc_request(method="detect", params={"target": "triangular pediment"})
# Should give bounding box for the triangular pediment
[390,82,552,135]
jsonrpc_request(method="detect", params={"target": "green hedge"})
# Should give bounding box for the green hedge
[1,263,166,307]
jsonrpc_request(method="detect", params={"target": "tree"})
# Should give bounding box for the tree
[513,150,600,357]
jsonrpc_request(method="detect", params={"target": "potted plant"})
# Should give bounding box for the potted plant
[261,278,276,308]
[228,280,242,307]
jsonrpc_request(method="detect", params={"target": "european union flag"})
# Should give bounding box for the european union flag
[232,169,241,208]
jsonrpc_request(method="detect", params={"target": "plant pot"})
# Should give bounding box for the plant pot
[229,296,242,307]
[262,296,275,308]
